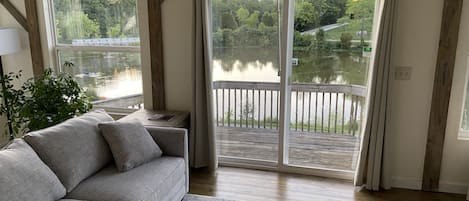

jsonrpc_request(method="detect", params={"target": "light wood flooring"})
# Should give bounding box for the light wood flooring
[189,167,466,201]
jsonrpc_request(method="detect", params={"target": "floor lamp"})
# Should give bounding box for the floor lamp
[0,28,21,141]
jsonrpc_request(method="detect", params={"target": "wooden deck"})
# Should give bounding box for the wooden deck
[216,127,361,171]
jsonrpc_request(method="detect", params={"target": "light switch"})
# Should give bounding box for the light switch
[395,66,412,80]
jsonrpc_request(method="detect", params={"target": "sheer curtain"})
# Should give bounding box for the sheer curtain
[191,0,218,171]
[355,0,397,191]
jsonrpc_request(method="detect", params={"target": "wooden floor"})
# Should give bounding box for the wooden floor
[190,167,466,201]
[216,127,360,170]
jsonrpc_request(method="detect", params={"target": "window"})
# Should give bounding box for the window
[459,55,469,139]
[50,0,143,110]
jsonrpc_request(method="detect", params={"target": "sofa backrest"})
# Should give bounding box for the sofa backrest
[0,139,66,201]
[24,109,115,192]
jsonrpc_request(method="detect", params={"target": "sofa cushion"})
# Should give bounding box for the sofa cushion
[0,139,66,201]
[98,119,163,172]
[67,157,186,201]
[24,109,114,192]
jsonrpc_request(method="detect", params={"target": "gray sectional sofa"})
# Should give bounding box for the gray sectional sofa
[0,110,189,201]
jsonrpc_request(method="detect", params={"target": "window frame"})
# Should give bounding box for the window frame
[46,0,144,113]
[458,54,469,140]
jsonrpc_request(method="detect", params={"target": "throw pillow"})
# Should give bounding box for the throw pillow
[98,119,163,172]
[0,139,66,201]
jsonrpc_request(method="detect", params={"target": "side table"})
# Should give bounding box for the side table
[120,109,190,129]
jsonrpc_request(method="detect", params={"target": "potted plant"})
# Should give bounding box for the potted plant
[0,67,92,138]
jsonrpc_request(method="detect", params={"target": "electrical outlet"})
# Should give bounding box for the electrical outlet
[395,66,412,80]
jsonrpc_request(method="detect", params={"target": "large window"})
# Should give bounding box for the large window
[50,0,143,109]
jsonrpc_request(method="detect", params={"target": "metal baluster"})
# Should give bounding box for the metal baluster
[270,90,273,129]
[228,88,231,127]
[252,89,255,128]
[277,90,280,130]
[296,90,299,131]
[349,95,354,135]
[322,92,325,133]
[264,90,267,129]
[328,93,332,133]
[308,92,311,132]
[342,93,345,134]
[301,91,305,131]
[234,89,237,127]
[258,89,261,128]
[216,89,219,126]
[245,89,248,127]
[353,96,359,137]
[315,92,318,132]
[222,89,225,126]
[335,92,338,134]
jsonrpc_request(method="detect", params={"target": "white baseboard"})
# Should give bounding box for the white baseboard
[391,177,422,190]
[391,177,468,195]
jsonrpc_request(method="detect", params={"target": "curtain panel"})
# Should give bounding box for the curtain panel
[354,0,398,191]
[191,0,218,171]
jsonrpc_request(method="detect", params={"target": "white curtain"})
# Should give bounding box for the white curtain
[191,0,218,171]
[355,0,397,191]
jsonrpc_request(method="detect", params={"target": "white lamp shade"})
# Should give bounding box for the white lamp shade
[0,28,21,56]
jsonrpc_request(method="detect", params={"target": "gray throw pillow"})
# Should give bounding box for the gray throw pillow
[24,109,115,192]
[0,139,66,201]
[98,119,163,172]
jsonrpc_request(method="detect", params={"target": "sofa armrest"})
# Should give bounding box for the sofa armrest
[145,126,188,159]
[145,126,189,193]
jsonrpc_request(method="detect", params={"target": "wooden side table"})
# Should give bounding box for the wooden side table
[120,109,190,129]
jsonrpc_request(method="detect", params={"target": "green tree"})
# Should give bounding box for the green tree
[294,1,317,32]
[56,11,100,43]
[246,11,260,29]
[221,12,238,29]
[340,33,353,49]
[236,7,250,25]
[315,29,326,49]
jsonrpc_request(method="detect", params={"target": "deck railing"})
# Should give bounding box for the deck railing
[93,94,143,109]
[92,81,367,136]
[213,81,367,136]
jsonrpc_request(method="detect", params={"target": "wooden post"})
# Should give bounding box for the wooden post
[25,0,44,76]
[422,0,463,192]
[147,0,166,110]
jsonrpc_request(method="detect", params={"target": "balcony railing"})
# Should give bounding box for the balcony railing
[213,81,366,136]
[92,81,367,136]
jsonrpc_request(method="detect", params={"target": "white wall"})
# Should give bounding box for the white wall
[161,0,194,112]
[388,0,469,194]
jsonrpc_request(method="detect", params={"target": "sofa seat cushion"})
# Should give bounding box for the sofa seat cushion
[24,109,115,192]
[67,157,185,201]
[0,139,66,201]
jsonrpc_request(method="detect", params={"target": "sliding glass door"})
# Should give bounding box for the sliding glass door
[211,0,376,176]
[211,0,281,164]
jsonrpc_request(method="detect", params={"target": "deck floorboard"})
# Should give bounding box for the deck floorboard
[216,127,360,171]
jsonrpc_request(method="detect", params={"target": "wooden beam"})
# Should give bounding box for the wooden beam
[25,0,44,76]
[0,0,29,31]
[147,0,166,110]
[422,0,463,192]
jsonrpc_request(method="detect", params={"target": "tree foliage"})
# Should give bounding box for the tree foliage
[54,0,139,43]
